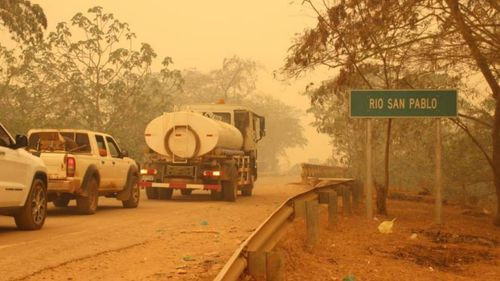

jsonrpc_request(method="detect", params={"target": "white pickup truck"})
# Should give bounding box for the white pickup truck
[27,129,140,214]
[0,122,48,230]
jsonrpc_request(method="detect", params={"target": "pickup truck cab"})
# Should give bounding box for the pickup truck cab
[0,122,48,230]
[27,129,140,214]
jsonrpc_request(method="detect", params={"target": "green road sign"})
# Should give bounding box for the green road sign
[350,89,457,118]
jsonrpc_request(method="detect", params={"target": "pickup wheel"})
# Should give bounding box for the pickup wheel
[53,195,71,207]
[122,176,140,208]
[158,188,173,200]
[76,176,98,215]
[145,187,159,200]
[15,178,47,230]
[180,189,192,196]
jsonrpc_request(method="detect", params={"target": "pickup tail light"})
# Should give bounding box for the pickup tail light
[66,156,76,177]
[203,170,222,177]
[140,168,158,175]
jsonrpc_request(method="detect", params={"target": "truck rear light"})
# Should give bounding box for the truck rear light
[66,156,76,177]
[140,168,157,175]
[203,170,222,177]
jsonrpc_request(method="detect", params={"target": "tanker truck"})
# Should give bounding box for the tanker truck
[139,103,265,201]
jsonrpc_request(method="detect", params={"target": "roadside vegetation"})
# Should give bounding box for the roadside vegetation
[282,0,499,225]
[0,2,306,171]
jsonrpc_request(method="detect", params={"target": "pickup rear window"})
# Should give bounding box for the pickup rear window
[29,132,91,153]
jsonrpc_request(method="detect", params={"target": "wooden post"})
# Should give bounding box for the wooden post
[294,200,306,218]
[435,119,443,224]
[328,191,338,229]
[266,251,283,281]
[366,119,373,219]
[352,181,362,211]
[305,200,319,249]
[248,251,266,279]
[342,185,352,215]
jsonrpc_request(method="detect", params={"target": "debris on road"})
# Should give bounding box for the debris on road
[378,218,396,234]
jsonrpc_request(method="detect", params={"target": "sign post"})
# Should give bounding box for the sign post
[435,119,443,224]
[350,89,457,223]
[366,119,373,219]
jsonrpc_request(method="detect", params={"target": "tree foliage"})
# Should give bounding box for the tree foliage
[0,0,47,43]
[0,6,182,160]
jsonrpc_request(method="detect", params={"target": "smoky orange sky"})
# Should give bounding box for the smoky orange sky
[32,0,334,169]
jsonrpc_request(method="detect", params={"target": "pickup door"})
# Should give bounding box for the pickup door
[105,136,129,189]
[94,134,114,189]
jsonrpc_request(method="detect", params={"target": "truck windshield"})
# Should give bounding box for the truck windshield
[29,132,91,153]
[202,112,231,124]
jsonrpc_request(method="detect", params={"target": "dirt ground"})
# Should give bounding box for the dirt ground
[0,176,308,281]
[271,199,499,281]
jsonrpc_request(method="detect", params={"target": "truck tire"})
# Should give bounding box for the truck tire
[181,189,192,196]
[241,176,255,197]
[241,184,253,196]
[121,176,140,208]
[223,165,239,202]
[158,188,173,200]
[76,176,99,215]
[210,190,222,201]
[223,180,238,201]
[53,196,70,207]
[15,178,47,230]
[145,187,159,199]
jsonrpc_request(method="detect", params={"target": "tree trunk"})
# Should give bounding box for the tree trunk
[445,0,500,226]
[377,118,392,215]
[493,102,500,226]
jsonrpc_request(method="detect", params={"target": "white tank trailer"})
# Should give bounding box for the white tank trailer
[145,111,244,159]
[139,104,265,202]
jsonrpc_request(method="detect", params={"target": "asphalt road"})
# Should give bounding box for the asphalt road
[0,176,307,281]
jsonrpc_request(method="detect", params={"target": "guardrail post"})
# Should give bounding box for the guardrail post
[305,200,319,250]
[342,185,352,215]
[248,251,266,279]
[328,191,338,229]
[351,181,362,211]
[294,200,306,218]
[266,251,283,281]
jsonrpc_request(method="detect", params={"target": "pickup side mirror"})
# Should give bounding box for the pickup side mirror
[120,149,129,158]
[14,135,28,149]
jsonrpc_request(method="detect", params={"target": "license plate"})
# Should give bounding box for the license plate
[141,175,154,181]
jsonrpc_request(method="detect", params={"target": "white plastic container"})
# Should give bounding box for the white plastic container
[144,111,243,158]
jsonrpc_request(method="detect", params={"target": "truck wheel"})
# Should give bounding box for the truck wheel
[15,178,47,230]
[76,176,99,215]
[181,189,192,196]
[53,195,71,207]
[223,180,237,201]
[241,185,253,196]
[122,176,140,208]
[210,190,222,201]
[223,165,238,202]
[158,188,173,200]
[241,176,255,197]
[145,186,159,199]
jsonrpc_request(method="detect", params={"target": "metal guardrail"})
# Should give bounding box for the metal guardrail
[300,163,348,183]
[214,178,356,281]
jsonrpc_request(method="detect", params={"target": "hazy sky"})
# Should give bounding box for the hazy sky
[32,0,333,168]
